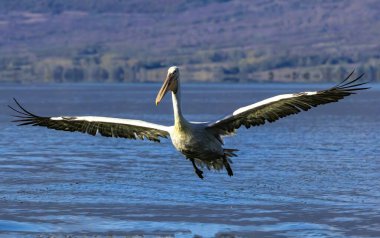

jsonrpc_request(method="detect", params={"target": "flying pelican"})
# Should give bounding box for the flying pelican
[9,66,368,179]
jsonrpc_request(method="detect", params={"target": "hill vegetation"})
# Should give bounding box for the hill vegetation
[0,0,379,83]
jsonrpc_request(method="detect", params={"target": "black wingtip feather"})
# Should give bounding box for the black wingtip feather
[339,70,355,86]
[9,98,47,126]
[340,82,368,89]
[12,98,39,117]
[334,72,369,93]
[339,72,365,88]
[8,105,30,116]
[334,71,368,91]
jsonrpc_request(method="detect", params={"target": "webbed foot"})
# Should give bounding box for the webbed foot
[226,166,233,177]
[195,169,204,179]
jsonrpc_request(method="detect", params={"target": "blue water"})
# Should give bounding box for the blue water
[0,83,379,237]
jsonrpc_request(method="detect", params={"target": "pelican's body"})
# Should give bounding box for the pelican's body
[155,67,234,177]
[10,66,367,179]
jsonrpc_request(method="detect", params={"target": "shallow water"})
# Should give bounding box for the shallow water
[0,83,379,237]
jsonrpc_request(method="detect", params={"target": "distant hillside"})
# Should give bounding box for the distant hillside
[0,0,379,83]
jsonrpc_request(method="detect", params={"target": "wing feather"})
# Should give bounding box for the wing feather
[207,71,368,136]
[9,99,170,142]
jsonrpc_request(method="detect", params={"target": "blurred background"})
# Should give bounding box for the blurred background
[1,0,380,84]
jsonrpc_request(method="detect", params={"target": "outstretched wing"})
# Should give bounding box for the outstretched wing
[9,99,170,142]
[207,71,368,136]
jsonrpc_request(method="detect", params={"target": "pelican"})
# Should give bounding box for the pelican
[9,66,368,179]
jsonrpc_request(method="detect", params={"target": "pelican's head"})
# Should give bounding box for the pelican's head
[155,66,179,105]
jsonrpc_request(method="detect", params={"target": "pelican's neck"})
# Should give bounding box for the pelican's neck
[172,82,187,128]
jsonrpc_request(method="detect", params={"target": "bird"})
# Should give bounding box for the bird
[9,66,368,179]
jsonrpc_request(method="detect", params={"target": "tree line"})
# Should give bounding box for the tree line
[1,45,379,83]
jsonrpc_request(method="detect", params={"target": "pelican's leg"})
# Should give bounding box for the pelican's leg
[223,157,233,177]
[190,158,204,179]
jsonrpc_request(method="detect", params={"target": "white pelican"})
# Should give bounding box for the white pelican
[10,66,368,179]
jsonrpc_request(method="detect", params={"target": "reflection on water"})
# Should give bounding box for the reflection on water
[0,83,379,237]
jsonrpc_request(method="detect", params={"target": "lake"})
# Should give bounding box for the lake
[0,83,379,237]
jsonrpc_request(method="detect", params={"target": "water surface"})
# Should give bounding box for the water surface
[0,83,379,237]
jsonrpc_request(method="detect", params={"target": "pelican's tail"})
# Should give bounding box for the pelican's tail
[187,148,238,177]
[223,148,238,161]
